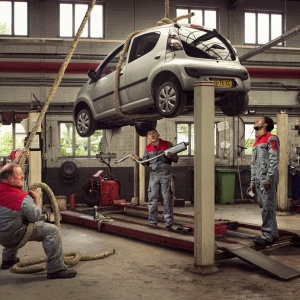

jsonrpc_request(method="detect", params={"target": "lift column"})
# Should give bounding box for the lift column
[276,113,289,214]
[139,135,147,205]
[193,81,218,273]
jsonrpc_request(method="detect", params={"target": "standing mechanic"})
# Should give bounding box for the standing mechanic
[246,116,280,247]
[131,129,178,229]
[0,163,77,279]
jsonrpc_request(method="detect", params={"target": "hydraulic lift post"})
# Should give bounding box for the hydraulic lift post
[193,81,217,273]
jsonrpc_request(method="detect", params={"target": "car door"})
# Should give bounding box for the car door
[91,46,129,119]
[124,32,162,105]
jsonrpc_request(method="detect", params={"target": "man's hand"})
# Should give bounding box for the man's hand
[29,189,41,208]
[130,154,139,161]
[165,151,173,159]
[263,179,272,190]
[246,184,254,195]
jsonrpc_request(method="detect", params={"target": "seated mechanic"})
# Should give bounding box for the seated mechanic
[0,163,76,279]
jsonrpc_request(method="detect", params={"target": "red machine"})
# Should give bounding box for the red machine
[83,153,125,207]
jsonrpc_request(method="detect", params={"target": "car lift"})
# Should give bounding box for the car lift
[60,203,300,281]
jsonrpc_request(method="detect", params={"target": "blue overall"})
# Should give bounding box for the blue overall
[250,132,280,242]
[141,139,178,227]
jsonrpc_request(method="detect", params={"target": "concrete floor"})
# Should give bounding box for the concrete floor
[1,202,300,300]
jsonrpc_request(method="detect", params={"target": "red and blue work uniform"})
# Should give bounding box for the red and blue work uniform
[250,132,280,242]
[141,139,178,227]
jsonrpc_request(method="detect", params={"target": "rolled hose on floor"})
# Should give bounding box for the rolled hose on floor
[8,182,115,274]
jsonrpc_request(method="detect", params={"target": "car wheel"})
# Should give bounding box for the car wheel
[75,108,97,137]
[83,183,99,207]
[155,80,186,117]
[218,92,249,117]
[134,120,157,137]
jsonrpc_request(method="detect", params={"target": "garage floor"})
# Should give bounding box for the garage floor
[1,202,299,300]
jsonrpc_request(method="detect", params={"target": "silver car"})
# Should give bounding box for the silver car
[74,23,250,137]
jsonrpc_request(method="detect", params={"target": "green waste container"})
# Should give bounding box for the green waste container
[215,168,237,204]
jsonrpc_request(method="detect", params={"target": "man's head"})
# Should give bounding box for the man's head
[0,164,24,189]
[147,128,160,145]
[254,117,274,132]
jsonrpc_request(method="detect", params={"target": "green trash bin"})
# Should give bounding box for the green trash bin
[215,168,238,204]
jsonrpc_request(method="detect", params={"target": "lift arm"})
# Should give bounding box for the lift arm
[240,24,300,62]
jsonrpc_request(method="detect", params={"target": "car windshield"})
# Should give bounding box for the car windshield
[176,25,235,61]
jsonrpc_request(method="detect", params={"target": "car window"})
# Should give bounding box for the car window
[128,32,160,63]
[177,26,235,61]
[99,48,127,78]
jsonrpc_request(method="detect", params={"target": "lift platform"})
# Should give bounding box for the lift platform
[60,204,300,281]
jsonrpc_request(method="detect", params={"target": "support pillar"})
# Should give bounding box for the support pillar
[139,135,146,205]
[276,113,289,214]
[193,81,218,273]
[132,128,139,205]
[28,111,42,195]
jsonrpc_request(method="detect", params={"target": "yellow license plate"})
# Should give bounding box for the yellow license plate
[212,79,233,88]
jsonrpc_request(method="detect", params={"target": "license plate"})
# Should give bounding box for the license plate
[212,79,233,88]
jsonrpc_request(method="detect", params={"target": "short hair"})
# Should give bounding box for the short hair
[0,164,18,180]
[263,116,274,132]
[147,128,158,134]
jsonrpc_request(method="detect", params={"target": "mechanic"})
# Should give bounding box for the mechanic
[131,129,178,229]
[0,163,77,279]
[246,116,280,247]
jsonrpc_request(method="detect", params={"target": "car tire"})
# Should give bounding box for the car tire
[218,92,249,117]
[134,120,157,137]
[155,80,186,117]
[83,183,99,207]
[75,108,97,137]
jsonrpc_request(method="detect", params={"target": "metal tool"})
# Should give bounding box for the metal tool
[114,155,132,164]
[114,142,189,164]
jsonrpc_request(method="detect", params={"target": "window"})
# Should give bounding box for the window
[0,1,28,36]
[176,123,194,156]
[176,25,234,61]
[0,123,27,156]
[100,46,122,78]
[244,123,256,155]
[245,11,283,45]
[176,122,218,156]
[129,33,160,63]
[59,122,103,157]
[59,2,104,38]
[176,7,217,29]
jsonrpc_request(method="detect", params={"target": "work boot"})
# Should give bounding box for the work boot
[253,236,273,248]
[148,223,158,228]
[165,225,172,230]
[47,268,77,279]
[1,257,20,269]
[291,236,300,248]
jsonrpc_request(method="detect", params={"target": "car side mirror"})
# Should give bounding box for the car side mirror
[88,70,97,80]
